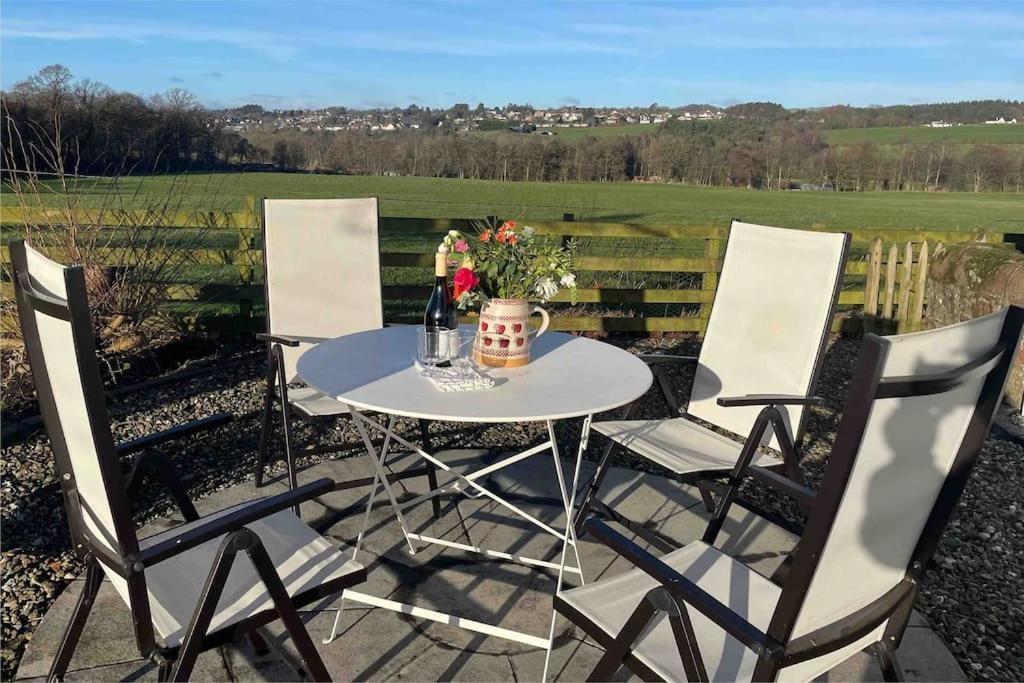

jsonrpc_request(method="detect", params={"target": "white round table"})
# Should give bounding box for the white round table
[297,325,653,423]
[297,325,652,678]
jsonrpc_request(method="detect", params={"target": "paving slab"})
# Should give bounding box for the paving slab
[15,578,272,681]
[17,450,963,682]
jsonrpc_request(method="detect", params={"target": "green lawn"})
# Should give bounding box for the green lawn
[824,124,1024,146]
[11,172,1022,232]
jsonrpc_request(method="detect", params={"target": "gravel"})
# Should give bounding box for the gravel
[1,335,1021,680]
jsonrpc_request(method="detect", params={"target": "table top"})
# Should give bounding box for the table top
[297,325,653,423]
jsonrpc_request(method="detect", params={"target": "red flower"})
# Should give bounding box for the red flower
[452,267,479,300]
[480,229,492,242]
[501,220,517,231]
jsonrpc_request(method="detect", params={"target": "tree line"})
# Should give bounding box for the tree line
[3,65,1022,192]
[246,120,1024,192]
[2,65,233,175]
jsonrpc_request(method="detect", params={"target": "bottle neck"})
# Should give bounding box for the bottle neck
[435,252,448,277]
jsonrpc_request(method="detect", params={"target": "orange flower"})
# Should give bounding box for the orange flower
[480,229,492,242]
[495,230,507,243]
[508,234,518,245]
[501,220,517,231]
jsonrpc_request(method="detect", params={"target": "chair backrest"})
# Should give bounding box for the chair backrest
[769,307,1022,680]
[688,221,849,450]
[9,241,139,566]
[262,197,384,380]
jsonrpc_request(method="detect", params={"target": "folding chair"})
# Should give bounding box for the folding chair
[10,240,366,682]
[575,221,851,549]
[556,307,1023,682]
[253,197,440,518]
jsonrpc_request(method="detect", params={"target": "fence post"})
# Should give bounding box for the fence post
[882,242,899,328]
[561,213,574,250]
[864,238,883,333]
[234,195,259,335]
[701,233,723,337]
[911,241,929,331]
[897,242,914,333]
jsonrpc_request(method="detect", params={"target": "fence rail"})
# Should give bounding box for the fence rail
[2,196,1013,335]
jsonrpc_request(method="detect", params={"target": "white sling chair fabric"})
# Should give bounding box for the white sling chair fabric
[21,244,364,649]
[263,197,384,386]
[560,311,1012,681]
[782,309,1010,679]
[113,505,362,647]
[594,221,847,475]
[23,245,124,557]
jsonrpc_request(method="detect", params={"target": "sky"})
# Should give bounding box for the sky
[1,0,1022,111]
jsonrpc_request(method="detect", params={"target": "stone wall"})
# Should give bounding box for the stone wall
[926,242,1024,412]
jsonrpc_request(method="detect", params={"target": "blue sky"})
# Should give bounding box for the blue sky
[2,1,1021,110]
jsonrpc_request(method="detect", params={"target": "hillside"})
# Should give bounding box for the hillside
[824,124,1024,146]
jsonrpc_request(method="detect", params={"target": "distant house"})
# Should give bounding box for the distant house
[926,121,952,128]
[984,117,1018,125]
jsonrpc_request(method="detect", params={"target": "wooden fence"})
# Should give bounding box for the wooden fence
[1,197,1013,335]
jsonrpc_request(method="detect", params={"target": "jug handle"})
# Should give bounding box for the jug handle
[528,305,550,340]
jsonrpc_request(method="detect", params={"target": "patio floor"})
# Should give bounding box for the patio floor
[16,449,965,681]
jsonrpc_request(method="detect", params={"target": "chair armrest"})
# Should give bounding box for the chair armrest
[584,517,777,655]
[256,333,321,347]
[115,413,234,456]
[716,394,826,408]
[131,478,334,569]
[638,354,699,366]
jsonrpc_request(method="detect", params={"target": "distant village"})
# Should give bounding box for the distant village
[212,100,1023,137]
[213,104,725,134]
[925,117,1019,127]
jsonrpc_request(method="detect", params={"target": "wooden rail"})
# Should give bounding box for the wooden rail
[1,197,1011,335]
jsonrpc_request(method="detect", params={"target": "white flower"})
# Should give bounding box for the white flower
[448,229,461,239]
[520,226,535,238]
[560,273,577,288]
[535,277,558,301]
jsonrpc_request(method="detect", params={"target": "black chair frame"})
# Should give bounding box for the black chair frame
[251,197,440,521]
[575,361,821,553]
[558,306,1023,682]
[10,240,366,682]
[574,228,850,552]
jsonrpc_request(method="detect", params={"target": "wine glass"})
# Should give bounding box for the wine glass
[417,327,457,371]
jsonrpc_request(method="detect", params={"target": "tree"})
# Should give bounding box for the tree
[962,145,1011,192]
[272,139,290,167]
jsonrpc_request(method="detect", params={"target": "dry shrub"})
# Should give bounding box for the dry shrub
[2,103,233,409]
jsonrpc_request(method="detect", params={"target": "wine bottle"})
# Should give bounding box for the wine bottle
[424,246,458,366]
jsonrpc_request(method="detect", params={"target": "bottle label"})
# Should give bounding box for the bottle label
[435,252,448,277]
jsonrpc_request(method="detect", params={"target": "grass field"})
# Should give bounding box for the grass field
[823,124,1024,146]
[4,172,1020,331]
[9,172,1022,232]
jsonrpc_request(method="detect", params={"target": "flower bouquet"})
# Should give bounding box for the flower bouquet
[440,221,578,367]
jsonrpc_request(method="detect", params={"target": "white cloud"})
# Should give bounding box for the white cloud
[2,19,301,59]
[615,76,1024,108]
[571,2,1024,52]
[2,16,637,60]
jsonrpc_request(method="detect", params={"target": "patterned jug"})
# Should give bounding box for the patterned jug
[474,299,550,368]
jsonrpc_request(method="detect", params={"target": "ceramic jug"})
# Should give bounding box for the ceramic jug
[474,299,550,367]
